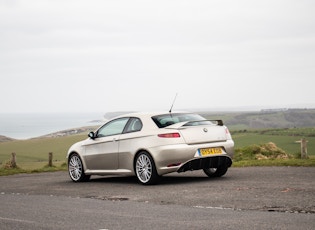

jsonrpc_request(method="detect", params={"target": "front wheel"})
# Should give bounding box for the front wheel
[68,153,90,182]
[203,165,228,178]
[135,151,159,185]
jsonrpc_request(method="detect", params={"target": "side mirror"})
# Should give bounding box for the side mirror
[88,131,96,139]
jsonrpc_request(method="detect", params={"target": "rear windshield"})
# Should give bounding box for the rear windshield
[152,113,213,128]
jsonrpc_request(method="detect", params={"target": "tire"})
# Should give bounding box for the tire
[68,153,90,182]
[135,151,159,185]
[203,165,228,178]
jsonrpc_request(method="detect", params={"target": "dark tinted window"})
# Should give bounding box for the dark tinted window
[152,113,212,128]
[124,118,142,133]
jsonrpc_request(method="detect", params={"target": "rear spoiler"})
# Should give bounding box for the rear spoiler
[186,119,224,126]
[165,119,224,129]
[209,120,224,126]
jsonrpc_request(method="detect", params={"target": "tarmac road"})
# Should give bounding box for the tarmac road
[0,167,314,229]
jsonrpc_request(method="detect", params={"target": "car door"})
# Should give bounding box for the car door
[118,117,143,170]
[83,117,129,170]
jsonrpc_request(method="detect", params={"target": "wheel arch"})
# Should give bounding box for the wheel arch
[133,149,160,185]
[67,151,88,173]
[133,149,150,168]
[133,149,159,175]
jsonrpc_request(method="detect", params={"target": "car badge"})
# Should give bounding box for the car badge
[203,128,208,132]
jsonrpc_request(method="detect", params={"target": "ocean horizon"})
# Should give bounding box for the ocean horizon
[0,112,105,139]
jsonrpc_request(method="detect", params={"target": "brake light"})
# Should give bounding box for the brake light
[158,133,181,138]
[225,127,232,139]
[225,127,230,135]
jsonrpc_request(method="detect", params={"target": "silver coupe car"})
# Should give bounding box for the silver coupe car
[67,112,234,185]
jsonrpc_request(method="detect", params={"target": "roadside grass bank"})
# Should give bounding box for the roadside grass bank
[0,134,86,165]
[0,134,83,176]
[233,157,315,167]
[1,128,314,176]
[0,162,67,176]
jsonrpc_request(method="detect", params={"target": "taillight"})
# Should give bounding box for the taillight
[225,127,232,139]
[225,127,230,135]
[158,133,181,138]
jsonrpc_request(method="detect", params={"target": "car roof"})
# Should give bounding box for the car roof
[115,111,190,119]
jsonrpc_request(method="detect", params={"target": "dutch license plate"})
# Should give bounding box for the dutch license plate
[199,148,222,156]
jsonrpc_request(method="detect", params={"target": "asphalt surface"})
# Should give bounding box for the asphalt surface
[0,167,315,229]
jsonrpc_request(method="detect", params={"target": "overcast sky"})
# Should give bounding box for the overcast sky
[1,0,314,114]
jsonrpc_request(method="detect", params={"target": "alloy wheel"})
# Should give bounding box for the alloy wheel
[68,155,83,181]
[136,154,153,184]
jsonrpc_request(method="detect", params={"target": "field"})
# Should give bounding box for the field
[0,135,86,170]
[231,129,315,167]
[0,127,314,174]
[232,129,315,155]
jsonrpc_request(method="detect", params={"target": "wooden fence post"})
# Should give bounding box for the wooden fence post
[295,138,308,159]
[48,152,53,167]
[300,138,308,159]
[11,152,17,168]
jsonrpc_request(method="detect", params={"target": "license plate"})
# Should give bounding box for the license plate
[199,148,222,156]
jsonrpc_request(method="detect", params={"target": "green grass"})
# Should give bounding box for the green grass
[0,134,86,164]
[0,163,67,176]
[232,131,315,156]
[0,134,85,176]
[231,128,315,167]
[233,157,315,167]
[18,161,66,170]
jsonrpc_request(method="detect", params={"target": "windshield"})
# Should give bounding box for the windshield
[152,113,212,128]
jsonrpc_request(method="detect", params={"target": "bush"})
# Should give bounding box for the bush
[1,159,19,169]
[234,142,289,161]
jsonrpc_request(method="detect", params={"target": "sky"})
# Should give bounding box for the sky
[1,0,315,114]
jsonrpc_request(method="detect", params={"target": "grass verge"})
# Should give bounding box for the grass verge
[0,162,67,176]
[233,157,315,167]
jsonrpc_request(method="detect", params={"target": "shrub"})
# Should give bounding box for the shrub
[234,142,289,161]
[1,159,20,169]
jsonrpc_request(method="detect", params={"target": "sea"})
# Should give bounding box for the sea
[0,113,105,139]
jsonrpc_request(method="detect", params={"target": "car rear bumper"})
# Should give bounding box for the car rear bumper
[177,155,232,173]
[149,140,234,175]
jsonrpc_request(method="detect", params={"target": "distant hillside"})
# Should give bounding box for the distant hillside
[0,135,15,143]
[200,108,315,130]
[35,126,98,139]
[0,126,98,142]
[1,109,313,142]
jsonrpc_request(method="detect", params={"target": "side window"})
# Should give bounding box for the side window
[97,117,129,137]
[124,118,142,133]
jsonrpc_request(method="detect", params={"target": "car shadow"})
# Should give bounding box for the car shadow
[159,175,229,185]
[89,175,138,184]
[87,173,230,185]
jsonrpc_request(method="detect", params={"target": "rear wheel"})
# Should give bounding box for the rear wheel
[135,151,159,185]
[68,153,90,182]
[203,165,228,178]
